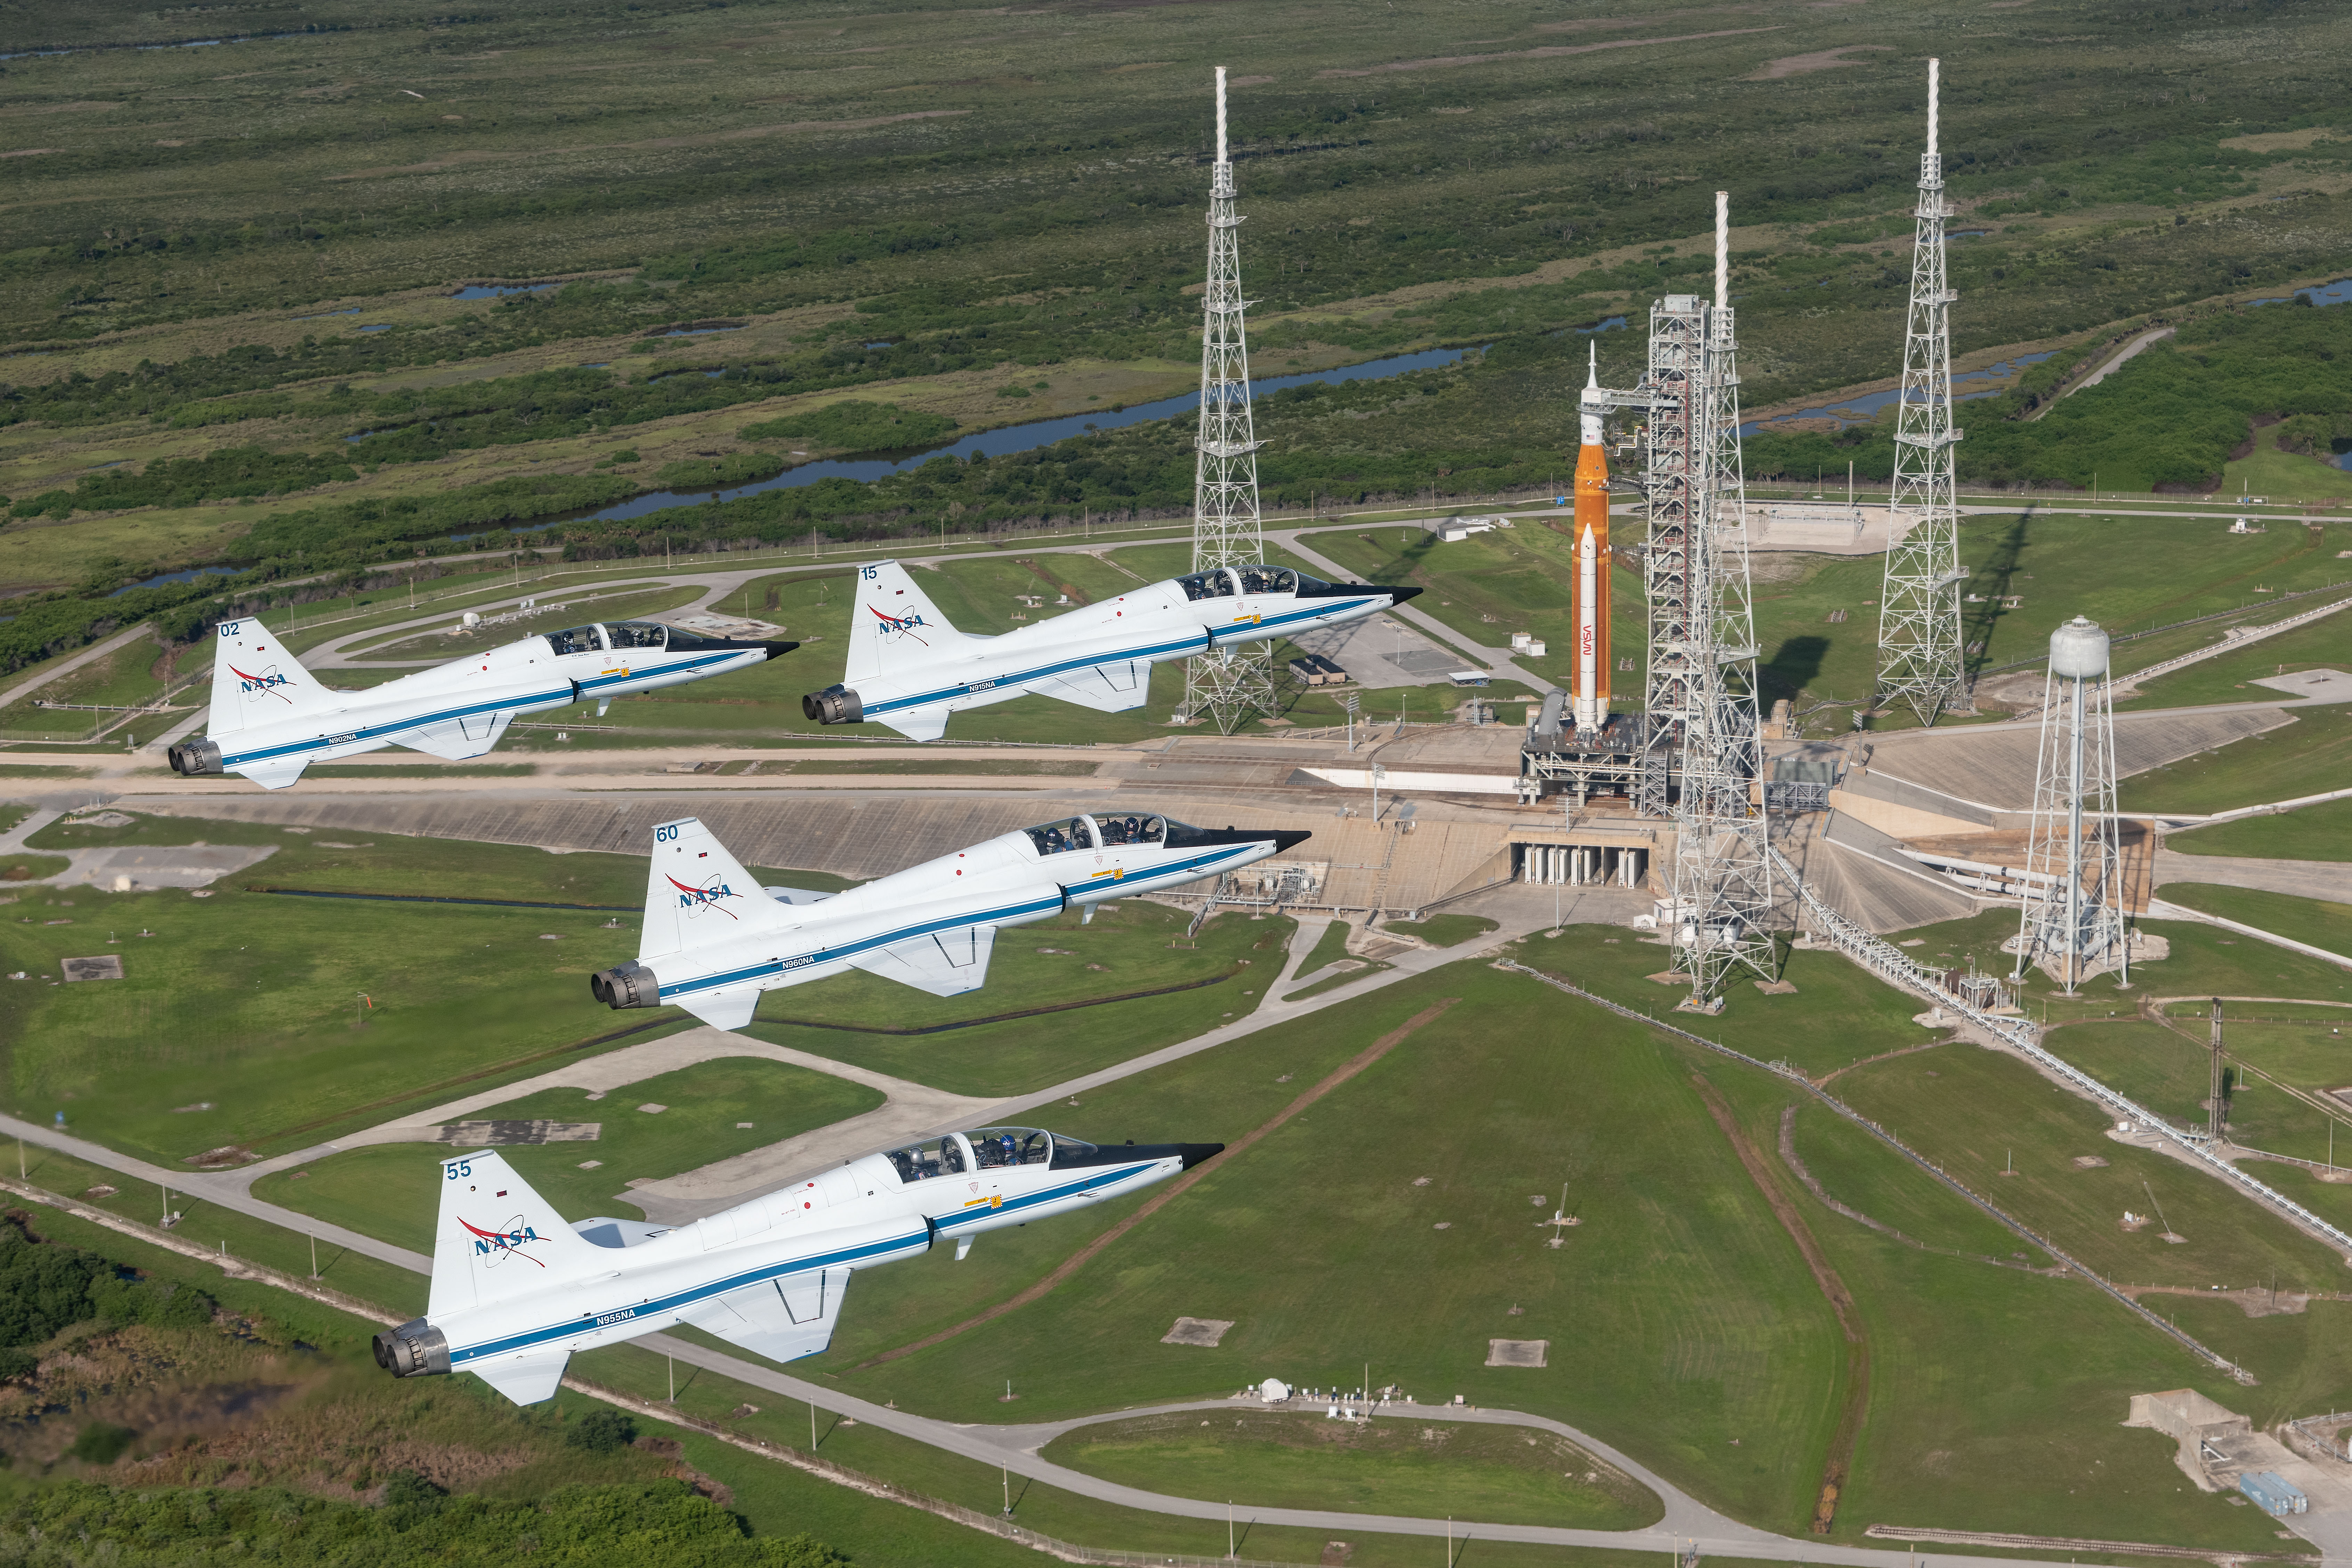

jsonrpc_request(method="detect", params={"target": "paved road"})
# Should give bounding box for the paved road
[2153,848,2351,902]
[0,624,154,714]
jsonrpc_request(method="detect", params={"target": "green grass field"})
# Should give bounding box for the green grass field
[2120,709,2352,815]
[252,1057,883,1250]
[1510,926,1939,1079]
[2117,612,2352,712]
[1041,1410,1661,1530]
[2160,887,2352,962]
[1380,913,1498,948]
[2168,797,2352,863]
[742,905,1296,1098]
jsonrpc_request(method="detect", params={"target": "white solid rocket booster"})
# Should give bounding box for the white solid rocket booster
[1576,522,1601,733]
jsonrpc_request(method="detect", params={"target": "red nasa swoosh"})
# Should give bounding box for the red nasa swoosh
[666,873,738,918]
[868,604,930,646]
[456,1215,545,1266]
[229,664,293,701]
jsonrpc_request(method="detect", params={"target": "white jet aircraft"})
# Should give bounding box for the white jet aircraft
[167,614,793,789]
[800,559,1420,741]
[374,1127,1220,1404]
[590,810,1309,1029]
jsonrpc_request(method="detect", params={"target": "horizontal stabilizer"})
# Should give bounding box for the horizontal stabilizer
[400,708,517,761]
[678,1267,852,1365]
[1031,659,1151,714]
[676,987,761,1032]
[848,923,998,998]
[873,706,950,743]
[236,757,312,791]
[472,1351,570,1406]
[763,886,839,906]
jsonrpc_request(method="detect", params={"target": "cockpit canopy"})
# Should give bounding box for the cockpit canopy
[884,1126,1093,1182]
[1173,565,1330,601]
[543,620,677,657]
[1024,812,1229,856]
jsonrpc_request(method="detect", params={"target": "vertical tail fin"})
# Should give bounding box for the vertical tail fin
[844,560,972,686]
[429,1149,604,1318]
[208,616,339,737]
[640,816,792,961]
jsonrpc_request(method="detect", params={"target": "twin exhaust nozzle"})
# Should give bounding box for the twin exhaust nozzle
[166,739,224,777]
[373,1318,449,1378]
[590,961,661,1010]
[801,686,863,725]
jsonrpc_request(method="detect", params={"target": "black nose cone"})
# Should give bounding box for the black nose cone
[1177,1143,1226,1171]
[1270,829,1312,853]
[760,640,799,662]
[1390,585,1425,604]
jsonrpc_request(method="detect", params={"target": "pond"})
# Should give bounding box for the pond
[451,283,559,300]
[107,567,235,598]
[2250,277,2352,308]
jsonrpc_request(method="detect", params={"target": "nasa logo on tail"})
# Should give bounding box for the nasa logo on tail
[666,873,739,920]
[867,603,931,646]
[459,1214,545,1269]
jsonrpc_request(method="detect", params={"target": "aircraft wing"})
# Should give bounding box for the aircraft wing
[399,707,518,761]
[1028,659,1151,714]
[677,1267,851,1364]
[847,922,998,998]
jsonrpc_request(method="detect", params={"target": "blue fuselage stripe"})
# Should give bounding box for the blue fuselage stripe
[219,651,745,768]
[862,599,1377,718]
[449,1162,1161,1365]
[658,845,1255,999]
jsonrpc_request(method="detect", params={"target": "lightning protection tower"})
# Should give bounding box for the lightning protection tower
[1665,193,1777,1010]
[1178,66,1276,734]
[2011,616,2128,994]
[1876,57,1970,726]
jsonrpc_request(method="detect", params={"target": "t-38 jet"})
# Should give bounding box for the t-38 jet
[374,1126,1220,1404]
[590,810,1308,1029]
[800,559,1419,741]
[168,614,793,789]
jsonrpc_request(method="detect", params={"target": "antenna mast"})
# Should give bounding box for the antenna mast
[1876,57,1970,726]
[1179,66,1276,734]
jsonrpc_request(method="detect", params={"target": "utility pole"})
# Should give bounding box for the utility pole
[1178,66,1276,735]
[1876,58,1971,725]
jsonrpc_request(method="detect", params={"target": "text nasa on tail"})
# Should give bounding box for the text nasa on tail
[375,1129,1220,1405]
[801,559,1420,741]
[169,616,793,789]
[591,813,1310,1029]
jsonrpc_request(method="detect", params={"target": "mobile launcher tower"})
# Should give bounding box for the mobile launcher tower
[1524,195,1776,1006]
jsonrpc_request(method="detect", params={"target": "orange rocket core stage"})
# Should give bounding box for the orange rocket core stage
[1571,435,1611,717]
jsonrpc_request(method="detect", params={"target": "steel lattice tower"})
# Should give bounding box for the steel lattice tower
[1178,66,1275,734]
[1633,291,1703,823]
[1876,57,1970,726]
[1664,194,1776,1009]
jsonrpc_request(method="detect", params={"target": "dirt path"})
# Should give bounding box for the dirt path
[858,996,1463,1368]
[1688,1074,1869,1537]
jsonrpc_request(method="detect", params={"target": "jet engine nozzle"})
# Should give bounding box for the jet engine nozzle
[372,1318,450,1378]
[802,685,864,725]
[167,739,224,777]
[589,960,661,1010]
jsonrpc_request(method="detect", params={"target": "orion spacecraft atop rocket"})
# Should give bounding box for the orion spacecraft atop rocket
[1571,341,1614,737]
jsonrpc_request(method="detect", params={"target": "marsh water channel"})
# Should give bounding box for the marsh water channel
[549,343,1487,534]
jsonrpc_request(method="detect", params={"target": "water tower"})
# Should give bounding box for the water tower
[2011,615,2128,993]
